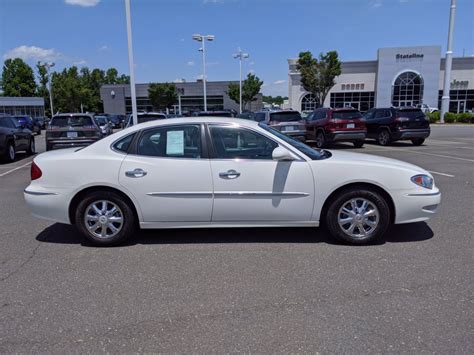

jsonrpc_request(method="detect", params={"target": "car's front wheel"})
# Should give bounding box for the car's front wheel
[325,188,390,245]
[75,191,136,246]
[26,138,35,155]
[353,141,364,148]
[377,129,391,146]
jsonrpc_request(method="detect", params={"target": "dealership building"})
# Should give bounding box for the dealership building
[289,46,474,113]
[100,80,263,115]
[0,97,45,118]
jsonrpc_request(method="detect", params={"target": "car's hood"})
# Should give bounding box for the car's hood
[324,149,429,175]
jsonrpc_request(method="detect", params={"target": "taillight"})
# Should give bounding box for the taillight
[31,161,42,181]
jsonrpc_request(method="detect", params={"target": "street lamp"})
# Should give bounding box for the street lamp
[125,0,138,125]
[233,48,249,114]
[40,61,55,118]
[192,34,215,112]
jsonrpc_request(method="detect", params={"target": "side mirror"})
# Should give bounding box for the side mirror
[272,146,295,161]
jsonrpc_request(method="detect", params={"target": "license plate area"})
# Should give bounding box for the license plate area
[346,123,355,129]
[67,131,78,138]
[282,126,296,132]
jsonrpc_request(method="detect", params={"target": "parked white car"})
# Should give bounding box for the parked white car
[416,104,438,113]
[25,117,441,246]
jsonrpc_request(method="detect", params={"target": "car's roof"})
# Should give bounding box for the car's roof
[53,113,94,117]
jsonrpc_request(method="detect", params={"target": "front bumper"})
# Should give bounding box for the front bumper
[326,130,366,142]
[394,189,441,224]
[392,128,430,140]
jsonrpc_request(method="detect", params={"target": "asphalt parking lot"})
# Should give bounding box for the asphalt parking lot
[0,126,473,352]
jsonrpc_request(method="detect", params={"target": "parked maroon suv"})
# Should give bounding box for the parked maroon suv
[305,107,367,148]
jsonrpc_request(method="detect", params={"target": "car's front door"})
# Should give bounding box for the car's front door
[207,124,314,222]
[119,124,213,222]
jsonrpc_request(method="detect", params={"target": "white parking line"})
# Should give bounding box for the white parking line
[0,161,32,177]
[363,145,474,163]
[458,147,474,150]
[428,170,455,178]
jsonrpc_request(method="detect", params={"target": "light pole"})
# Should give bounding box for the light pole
[40,61,55,118]
[192,34,214,112]
[125,0,138,125]
[440,0,457,123]
[233,48,249,114]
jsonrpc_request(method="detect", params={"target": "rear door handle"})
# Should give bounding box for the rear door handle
[219,169,240,179]
[125,168,147,178]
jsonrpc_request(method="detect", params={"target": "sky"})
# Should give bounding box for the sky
[0,0,473,96]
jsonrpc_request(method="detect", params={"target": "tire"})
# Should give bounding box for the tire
[353,141,364,148]
[325,188,390,245]
[377,129,391,146]
[75,191,136,246]
[411,138,425,146]
[3,142,15,162]
[26,137,35,155]
[315,131,326,148]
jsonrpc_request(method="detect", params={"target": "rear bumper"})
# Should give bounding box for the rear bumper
[46,138,99,149]
[281,130,307,141]
[392,128,430,140]
[327,130,366,142]
[24,188,71,224]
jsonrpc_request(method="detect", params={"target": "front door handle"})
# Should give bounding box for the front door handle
[125,168,147,178]
[219,169,240,179]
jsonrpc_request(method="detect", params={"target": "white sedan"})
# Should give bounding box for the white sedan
[25,117,441,246]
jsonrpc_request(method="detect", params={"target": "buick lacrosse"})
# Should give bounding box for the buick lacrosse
[25,117,440,246]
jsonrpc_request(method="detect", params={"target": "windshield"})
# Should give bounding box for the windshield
[332,110,362,120]
[259,123,329,160]
[95,117,108,125]
[269,111,302,122]
[396,109,425,119]
[51,116,94,127]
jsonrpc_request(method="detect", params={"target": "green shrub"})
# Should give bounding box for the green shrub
[444,112,457,123]
[456,112,473,123]
[426,111,440,123]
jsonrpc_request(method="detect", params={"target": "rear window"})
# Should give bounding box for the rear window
[269,112,302,122]
[51,116,94,127]
[332,110,363,120]
[95,116,108,124]
[137,114,166,123]
[396,109,425,119]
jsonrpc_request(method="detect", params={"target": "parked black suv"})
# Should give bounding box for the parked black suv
[363,107,430,146]
[0,114,35,162]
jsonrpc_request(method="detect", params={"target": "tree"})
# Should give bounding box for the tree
[262,95,288,105]
[148,83,177,111]
[1,58,37,96]
[297,50,341,107]
[227,73,263,110]
[36,62,51,116]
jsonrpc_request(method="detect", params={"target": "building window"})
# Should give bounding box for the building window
[330,91,375,112]
[392,71,424,107]
[341,84,346,90]
[301,93,319,112]
[438,90,474,113]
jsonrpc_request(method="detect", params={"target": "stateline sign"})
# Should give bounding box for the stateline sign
[396,53,424,60]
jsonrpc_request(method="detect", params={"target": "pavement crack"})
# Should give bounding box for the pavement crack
[0,242,41,282]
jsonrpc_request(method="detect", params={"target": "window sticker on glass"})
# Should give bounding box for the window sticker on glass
[167,130,184,155]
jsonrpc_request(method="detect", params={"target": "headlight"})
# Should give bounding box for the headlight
[411,174,433,189]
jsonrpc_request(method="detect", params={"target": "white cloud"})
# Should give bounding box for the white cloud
[187,60,195,66]
[3,45,61,61]
[273,80,286,85]
[65,0,100,7]
[73,59,87,66]
[249,61,255,66]
[98,45,109,51]
[195,74,204,80]
[203,0,224,4]
[371,0,382,8]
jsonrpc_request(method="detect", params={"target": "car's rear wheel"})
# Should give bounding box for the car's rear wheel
[26,138,35,155]
[3,142,15,162]
[377,129,391,146]
[411,138,425,146]
[315,131,325,148]
[325,188,390,245]
[75,191,136,246]
[353,141,364,148]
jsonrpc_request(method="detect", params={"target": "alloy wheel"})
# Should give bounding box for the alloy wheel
[378,130,390,145]
[9,145,15,161]
[83,200,124,239]
[337,198,380,239]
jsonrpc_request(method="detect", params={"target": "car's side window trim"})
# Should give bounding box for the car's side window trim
[206,123,306,162]
[129,123,206,160]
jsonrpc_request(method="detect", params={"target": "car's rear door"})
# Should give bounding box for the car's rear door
[207,124,314,222]
[119,124,213,222]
